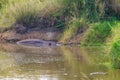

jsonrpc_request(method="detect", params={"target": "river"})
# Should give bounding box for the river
[0,43,120,80]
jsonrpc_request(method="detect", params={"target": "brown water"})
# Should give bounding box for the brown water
[0,43,120,80]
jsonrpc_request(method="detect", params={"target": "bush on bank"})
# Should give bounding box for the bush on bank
[110,40,120,69]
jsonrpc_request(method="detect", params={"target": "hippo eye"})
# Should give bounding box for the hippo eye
[49,43,51,46]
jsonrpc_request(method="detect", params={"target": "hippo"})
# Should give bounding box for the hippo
[16,39,62,47]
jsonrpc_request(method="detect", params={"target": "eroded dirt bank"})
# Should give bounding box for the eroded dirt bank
[0,13,88,44]
[0,27,85,44]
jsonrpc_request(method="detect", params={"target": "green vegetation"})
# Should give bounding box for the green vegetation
[62,0,105,21]
[82,22,112,46]
[109,22,120,44]
[0,0,118,34]
[0,0,8,10]
[108,23,120,69]
[60,18,87,43]
[110,40,120,69]
[81,20,120,46]
[59,0,107,43]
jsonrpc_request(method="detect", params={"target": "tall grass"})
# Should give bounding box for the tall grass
[0,0,8,10]
[109,22,120,44]
[106,22,120,69]
[59,0,120,44]
[0,0,113,29]
[110,40,120,69]
[111,0,120,15]
[59,0,106,42]
[0,0,61,28]
[62,0,106,22]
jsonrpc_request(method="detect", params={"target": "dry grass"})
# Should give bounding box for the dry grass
[0,0,62,28]
[59,18,88,43]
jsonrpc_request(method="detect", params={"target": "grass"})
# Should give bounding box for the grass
[0,0,8,10]
[62,0,105,21]
[0,0,62,29]
[107,22,120,69]
[59,0,106,43]
[0,51,10,60]
[110,40,120,69]
[82,21,113,46]
[60,18,87,43]
[108,22,120,44]
[81,20,120,68]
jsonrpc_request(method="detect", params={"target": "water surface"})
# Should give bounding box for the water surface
[0,43,120,80]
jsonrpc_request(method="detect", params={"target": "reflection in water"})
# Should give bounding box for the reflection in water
[0,43,120,80]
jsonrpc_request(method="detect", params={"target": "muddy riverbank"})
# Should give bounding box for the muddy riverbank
[0,30,83,44]
[0,26,85,44]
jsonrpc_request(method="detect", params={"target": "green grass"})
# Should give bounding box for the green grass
[107,22,120,69]
[62,0,105,21]
[82,21,113,46]
[110,40,120,69]
[59,0,107,43]
[109,22,120,44]
[60,18,87,43]
[59,0,120,43]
